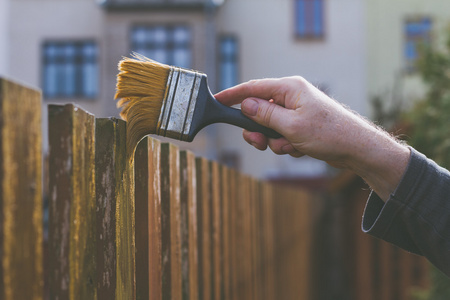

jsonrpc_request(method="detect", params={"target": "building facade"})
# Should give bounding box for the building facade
[3,0,368,179]
[367,0,450,116]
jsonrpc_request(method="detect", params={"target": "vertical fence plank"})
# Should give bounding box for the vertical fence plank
[228,168,238,300]
[180,150,198,300]
[96,118,136,300]
[161,143,182,300]
[221,167,230,300]
[196,157,212,300]
[0,78,43,300]
[210,162,223,300]
[134,137,161,300]
[135,137,162,300]
[134,138,149,300]
[261,183,275,300]
[48,104,96,300]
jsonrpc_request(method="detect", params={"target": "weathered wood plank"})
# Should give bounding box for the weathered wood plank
[210,162,222,300]
[0,78,43,300]
[196,157,212,300]
[96,118,136,300]
[221,167,231,300]
[228,168,238,300]
[48,104,96,300]
[135,137,162,300]
[261,183,275,300]
[161,143,182,300]
[134,137,156,299]
[180,150,198,300]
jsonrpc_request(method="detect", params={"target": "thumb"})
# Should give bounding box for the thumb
[241,98,292,135]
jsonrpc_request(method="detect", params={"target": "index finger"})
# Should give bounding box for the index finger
[214,78,286,106]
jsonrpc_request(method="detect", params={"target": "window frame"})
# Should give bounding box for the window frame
[130,24,192,69]
[404,16,433,73]
[217,34,240,92]
[41,40,99,100]
[294,0,326,40]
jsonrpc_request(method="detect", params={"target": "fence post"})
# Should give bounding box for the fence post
[0,78,43,300]
[95,118,136,300]
[180,150,198,300]
[48,104,96,300]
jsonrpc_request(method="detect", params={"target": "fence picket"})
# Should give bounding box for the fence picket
[180,150,198,300]
[135,137,162,300]
[161,143,182,299]
[48,104,96,300]
[0,78,43,300]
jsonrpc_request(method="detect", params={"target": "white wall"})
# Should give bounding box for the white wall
[367,0,450,111]
[214,0,367,178]
[0,0,10,77]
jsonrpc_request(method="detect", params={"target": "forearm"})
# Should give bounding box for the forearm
[344,123,411,201]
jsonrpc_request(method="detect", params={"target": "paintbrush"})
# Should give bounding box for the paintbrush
[115,53,281,152]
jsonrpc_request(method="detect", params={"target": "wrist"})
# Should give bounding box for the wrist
[346,128,411,201]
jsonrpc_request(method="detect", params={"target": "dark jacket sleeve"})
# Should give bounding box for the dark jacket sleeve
[362,148,450,277]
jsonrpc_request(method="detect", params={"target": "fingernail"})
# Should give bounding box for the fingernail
[242,99,258,116]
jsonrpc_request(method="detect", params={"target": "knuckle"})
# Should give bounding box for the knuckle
[260,104,276,127]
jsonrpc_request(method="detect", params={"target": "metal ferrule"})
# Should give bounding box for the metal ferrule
[157,66,202,141]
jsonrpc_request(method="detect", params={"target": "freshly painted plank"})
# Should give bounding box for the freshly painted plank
[96,118,136,300]
[135,137,162,300]
[196,157,212,300]
[161,143,182,300]
[0,78,43,300]
[48,104,96,300]
[180,150,198,300]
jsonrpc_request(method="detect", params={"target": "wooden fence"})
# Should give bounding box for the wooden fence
[0,77,432,300]
[0,77,314,300]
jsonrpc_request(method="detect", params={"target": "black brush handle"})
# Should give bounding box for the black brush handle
[205,95,282,138]
[187,76,282,142]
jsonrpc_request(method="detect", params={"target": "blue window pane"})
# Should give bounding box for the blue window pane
[131,25,192,68]
[404,18,432,70]
[296,0,324,38]
[219,36,238,90]
[43,41,98,99]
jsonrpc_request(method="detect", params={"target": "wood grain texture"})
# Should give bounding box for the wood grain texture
[96,118,136,300]
[220,167,230,300]
[210,162,222,300]
[0,78,43,300]
[180,150,198,300]
[48,104,96,300]
[161,143,182,300]
[135,137,162,300]
[195,157,212,300]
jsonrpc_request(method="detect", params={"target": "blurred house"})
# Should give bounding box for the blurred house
[367,0,450,117]
[2,0,367,179]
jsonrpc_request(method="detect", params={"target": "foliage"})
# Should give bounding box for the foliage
[406,29,450,299]
[407,31,450,167]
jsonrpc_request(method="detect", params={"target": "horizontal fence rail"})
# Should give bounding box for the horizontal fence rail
[0,77,429,300]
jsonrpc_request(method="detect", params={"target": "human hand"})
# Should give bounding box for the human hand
[215,76,410,200]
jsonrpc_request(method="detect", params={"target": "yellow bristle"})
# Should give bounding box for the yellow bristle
[115,53,171,157]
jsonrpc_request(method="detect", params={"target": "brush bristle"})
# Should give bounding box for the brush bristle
[115,53,171,156]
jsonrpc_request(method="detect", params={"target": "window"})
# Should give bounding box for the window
[43,41,98,99]
[295,0,324,39]
[131,25,191,69]
[218,36,239,91]
[405,18,432,71]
